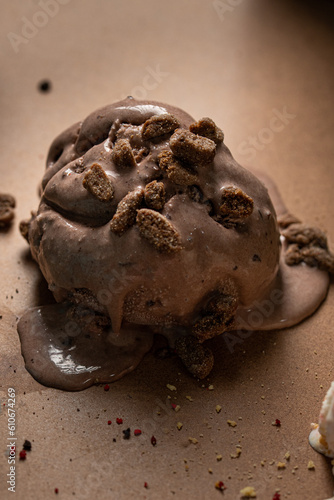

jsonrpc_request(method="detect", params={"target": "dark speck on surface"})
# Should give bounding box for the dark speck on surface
[38,80,52,93]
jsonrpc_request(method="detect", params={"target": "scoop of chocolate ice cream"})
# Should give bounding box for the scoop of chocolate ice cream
[18,98,332,390]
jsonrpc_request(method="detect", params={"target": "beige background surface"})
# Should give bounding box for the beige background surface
[1,0,334,499]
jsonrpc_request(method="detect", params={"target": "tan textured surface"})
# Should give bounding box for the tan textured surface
[1,0,334,499]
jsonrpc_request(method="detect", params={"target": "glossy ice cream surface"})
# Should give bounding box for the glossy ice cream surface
[18,98,332,390]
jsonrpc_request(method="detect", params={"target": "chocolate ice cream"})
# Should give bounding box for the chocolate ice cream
[18,98,333,390]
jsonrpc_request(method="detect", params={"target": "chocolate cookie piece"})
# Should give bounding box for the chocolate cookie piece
[219,186,254,223]
[142,113,180,141]
[0,194,16,227]
[110,188,144,235]
[144,181,165,211]
[189,117,224,144]
[175,335,214,379]
[170,129,216,167]
[83,163,114,202]
[136,208,182,253]
[111,138,137,169]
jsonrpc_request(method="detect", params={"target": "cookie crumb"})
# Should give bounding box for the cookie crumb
[219,186,254,223]
[231,446,242,459]
[83,163,114,202]
[307,460,315,470]
[144,180,165,211]
[240,486,256,498]
[158,150,198,186]
[283,223,334,273]
[277,462,286,469]
[0,194,16,227]
[170,128,216,167]
[215,480,226,491]
[111,138,137,169]
[136,208,182,253]
[142,113,180,140]
[175,335,214,379]
[110,188,143,235]
[189,117,224,144]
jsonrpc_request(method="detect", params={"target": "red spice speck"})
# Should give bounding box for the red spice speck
[144,482,148,489]
[151,435,157,446]
[55,488,59,494]
[274,419,281,427]
[19,450,27,460]
[171,403,177,409]
[215,481,226,491]
[104,384,110,391]
[272,493,280,500]
[107,420,112,425]
[134,429,142,436]
[116,418,123,425]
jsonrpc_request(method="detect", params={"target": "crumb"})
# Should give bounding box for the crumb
[122,428,131,439]
[216,405,222,413]
[189,117,224,144]
[170,128,216,167]
[0,194,16,227]
[277,212,301,228]
[216,454,223,461]
[240,486,256,498]
[110,188,143,235]
[142,113,180,140]
[136,208,182,253]
[177,422,183,430]
[219,186,254,223]
[284,452,290,461]
[282,223,334,273]
[186,396,193,402]
[175,335,214,379]
[192,283,238,342]
[158,149,198,186]
[38,79,52,93]
[231,446,242,459]
[227,420,237,427]
[277,462,286,469]
[307,460,315,470]
[23,440,32,451]
[144,180,165,211]
[215,481,226,491]
[188,437,198,444]
[167,384,177,391]
[83,163,114,202]
[111,138,137,169]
